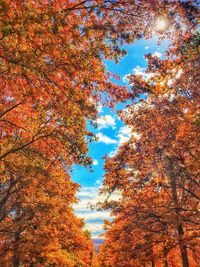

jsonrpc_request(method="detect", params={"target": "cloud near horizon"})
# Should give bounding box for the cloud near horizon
[74,186,121,238]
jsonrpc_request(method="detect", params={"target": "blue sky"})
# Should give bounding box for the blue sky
[72,37,169,239]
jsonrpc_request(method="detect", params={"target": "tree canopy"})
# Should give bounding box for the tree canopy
[0,0,199,266]
[97,2,199,267]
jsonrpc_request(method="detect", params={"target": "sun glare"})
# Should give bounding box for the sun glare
[156,18,167,31]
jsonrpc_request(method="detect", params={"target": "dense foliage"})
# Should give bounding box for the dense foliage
[97,2,199,267]
[0,0,199,266]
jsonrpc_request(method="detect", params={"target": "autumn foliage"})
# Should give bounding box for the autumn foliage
[0,0,129,265]
[97,3,200,267]
[0,0,199,266]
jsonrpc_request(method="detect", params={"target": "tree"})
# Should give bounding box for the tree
[98,9,199,267]
[0,153,95,266]
[0,0,121,265]
[1,0,136,219]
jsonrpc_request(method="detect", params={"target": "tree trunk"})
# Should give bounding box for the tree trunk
[166,157,190,267]
[13,232,20,267]
[178,224,190,267]
[13,205,21,267]
[163,248,168,267]
[163,259,168,267]
[13,254,19,267]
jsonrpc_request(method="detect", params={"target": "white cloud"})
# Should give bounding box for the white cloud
[122,74,130,83]
[75,186,103,213]
[92,235,104,240]
[77,211,110,221]
[76,186,121,210]
[123,51,162,86]
[85,223,104,232]
[117,126,132,145]
[96,115,116,129]
[74,186,120,237]
[133,65,154,80]
[107,126,132,158]
[145,46,149,50]
[108,149,118,158]
[93,159,98,166]
[123,61,156,85]
[96,132,117,145]
[152,51,162,58]
[108,125,140,158]
[133,65,145,75]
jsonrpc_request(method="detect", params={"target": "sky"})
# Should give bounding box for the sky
[72,37,169,239]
